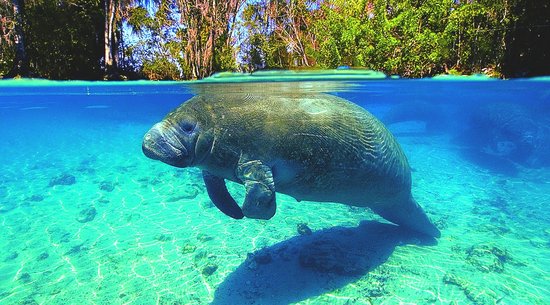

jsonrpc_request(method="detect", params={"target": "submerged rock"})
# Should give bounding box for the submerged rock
[29,194,44,202]
[193,250,217,264]
[18,272,31,283]
[64,243,88,256]
[169,185,200,202]
[98,197,110,204]
[199,199,214,210]
[155,234,173,242]
[150,177,162,185]
[52,230,71,244]
[99,181,115,192]
[48,174,76,187]
[202,264,218,276]
[194,250,208,263]
[36,252,49,261]
[4,251,18,261]
[247,250,272,265]
[19,296,38,305]
[297,223,312,236]
[77,207,97,223]
[196,233,213,242]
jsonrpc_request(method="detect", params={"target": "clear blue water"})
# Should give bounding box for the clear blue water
[0,78,549,304]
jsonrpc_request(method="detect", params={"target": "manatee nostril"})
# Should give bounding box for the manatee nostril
[142,131,160,158]
[143,133,156,150]
[142,138,159,159]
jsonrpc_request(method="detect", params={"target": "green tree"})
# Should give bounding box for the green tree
[3,0,29,77]
[442,1,508,75]
[126,0,183,79]
[104,0,157,78]
[22,0,104,79]
[2,0,119,79]
[240,0,317,70]
[1,0,16,76]
[177,0,245,79]
[240,0,528,77]
[2,0,548,79]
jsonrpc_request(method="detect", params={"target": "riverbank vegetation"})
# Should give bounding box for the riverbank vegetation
[1,0,548,80]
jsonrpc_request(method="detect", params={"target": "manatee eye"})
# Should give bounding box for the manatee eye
[181,121,196,134]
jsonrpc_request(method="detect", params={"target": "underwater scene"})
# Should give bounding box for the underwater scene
[1,74,549,305]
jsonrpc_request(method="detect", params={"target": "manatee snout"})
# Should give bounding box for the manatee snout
[142,122,189,167]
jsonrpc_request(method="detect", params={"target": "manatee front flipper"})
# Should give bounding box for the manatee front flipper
[202,170,244,219]
[236,158,276,220]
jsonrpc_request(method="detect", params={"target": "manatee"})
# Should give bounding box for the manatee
[383,101,451,133]
[142,94,440,238]
[459,102,550,168]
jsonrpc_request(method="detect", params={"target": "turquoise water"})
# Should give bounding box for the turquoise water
[1,76,549,304]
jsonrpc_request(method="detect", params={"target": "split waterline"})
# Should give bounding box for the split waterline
[0,73,549,304]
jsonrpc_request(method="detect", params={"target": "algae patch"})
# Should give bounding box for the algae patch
[444,273,501,305]
[465,243,524,273]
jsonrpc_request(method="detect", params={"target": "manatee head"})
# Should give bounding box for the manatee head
[142,101,212,168]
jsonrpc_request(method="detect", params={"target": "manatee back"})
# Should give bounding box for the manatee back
[186,93,411,203]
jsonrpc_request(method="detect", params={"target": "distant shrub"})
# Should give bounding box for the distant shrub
[141,58,181,80]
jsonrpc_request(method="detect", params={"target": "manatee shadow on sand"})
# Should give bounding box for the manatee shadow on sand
[211,221,437,305]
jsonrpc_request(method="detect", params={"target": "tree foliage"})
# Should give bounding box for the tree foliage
[239,0,524,77]
[0,0,16,76]
[0,0,548,79]
[1,0,104,79]
[125,0,184,79]
[26,0,104,79]
[125,0,244,79]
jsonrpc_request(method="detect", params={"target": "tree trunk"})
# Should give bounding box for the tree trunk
[7,0,29,78]
[104,0,117,76]
[178,0,244,79]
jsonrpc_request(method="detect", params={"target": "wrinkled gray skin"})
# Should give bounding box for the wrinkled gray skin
[142,94,440,238]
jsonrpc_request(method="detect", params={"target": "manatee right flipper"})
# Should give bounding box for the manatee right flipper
[236,158,276,220]
[202,170,244,219]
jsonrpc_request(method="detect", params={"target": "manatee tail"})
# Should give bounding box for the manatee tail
[371,197,441,238]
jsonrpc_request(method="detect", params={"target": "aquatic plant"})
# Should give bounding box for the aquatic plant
[465,243,511,273]
[181,244,197,254]
[443,273,499,305]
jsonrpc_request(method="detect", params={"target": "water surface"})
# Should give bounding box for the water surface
[0,76,549,304]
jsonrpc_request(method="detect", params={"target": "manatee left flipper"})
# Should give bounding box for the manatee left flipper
[202,170,244,219]
[236,158,276,220]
